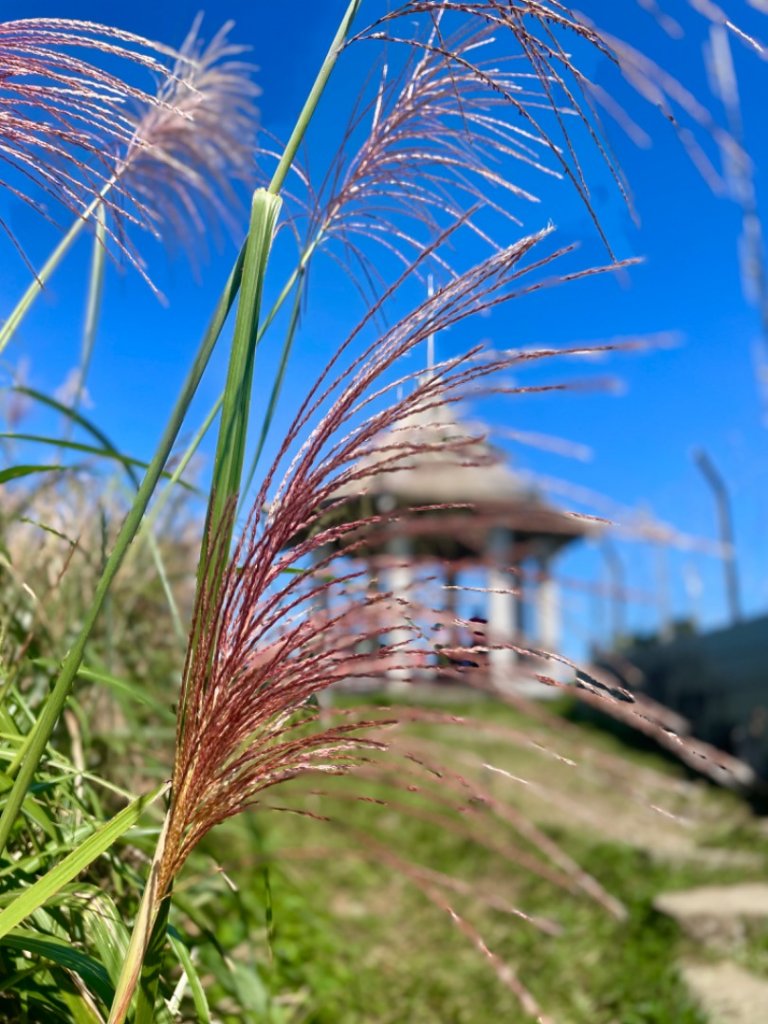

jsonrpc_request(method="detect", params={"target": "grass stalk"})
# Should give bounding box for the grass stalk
[107,10,366,1015]
[135,395,223,546]
[0,183,114,357]
[136,241,317,547]
[0,7,364,1013]
[197,0,365,558]
[106,812,171,1024]
[74,204,108,417]
[186,189,281,756]
[240,264,306,502]
[268,0,363,195]
[204,188,282,556]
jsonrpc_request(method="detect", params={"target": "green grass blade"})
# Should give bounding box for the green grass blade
[169,930,211,1023]
[0,928,114,1006]
[186,190,281,717]
[206,188,282,548]
[0,193,100,357]
[77,890,131,987]
[73,203,108,416]
[60,990,105,1024]
[0,432,196,488]
[15,386,127,454]
[30,659,172,718]
[0,465,66,484]
[145,528,187,644]
[106,817,171,1024]
[156,246,314,528]
[240,265,306,503]
[139,393,223,543]
[133,897,171,1024]
[6,392,200,494]
[0,784,167,939]
[268,0,363,195]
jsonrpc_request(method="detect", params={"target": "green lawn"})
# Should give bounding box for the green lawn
[180,697,766,1023]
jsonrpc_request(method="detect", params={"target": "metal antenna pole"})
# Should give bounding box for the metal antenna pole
[693,447,742,624]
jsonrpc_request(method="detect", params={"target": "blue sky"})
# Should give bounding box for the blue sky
[1,2,767,657]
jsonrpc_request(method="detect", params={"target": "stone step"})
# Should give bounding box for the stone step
[681,961,768,1024]
[654,882,768,946]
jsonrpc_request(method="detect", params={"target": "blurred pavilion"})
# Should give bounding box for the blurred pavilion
[315,400,599,694]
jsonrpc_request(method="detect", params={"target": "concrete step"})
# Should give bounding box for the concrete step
[681,961,768,1024]
[654,882,768,947]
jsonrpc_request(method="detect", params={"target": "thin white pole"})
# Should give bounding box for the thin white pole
[427,274,435,373]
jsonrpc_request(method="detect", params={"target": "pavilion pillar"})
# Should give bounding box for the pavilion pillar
[515,559,527,641]
[537,555,560,653]
[386,532,412,689]
[444,565,459,651]
[311,542,332,615]
[311,542,333,708]
[487,526,517,690]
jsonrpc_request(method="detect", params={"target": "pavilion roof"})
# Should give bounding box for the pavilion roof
[335,401,526,505]
[326,400,598,553]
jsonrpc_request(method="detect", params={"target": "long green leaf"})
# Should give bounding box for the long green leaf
[4,394,199,494]
[0,190,104,356]
[133,897,171,1024]
[190,188,282,674]
[240,265,306,503]
[30,658,172,717]
[169,930,211,1023]
[0,784,167,939]
[77,889,131,988]
[74,203,108,416]
[206,188,282,549]
[106,818,171,1024]
[0,432,196,487]
[0,464,67,484]
[60,989,105,1024]
[1,928,114,1006]
[146,249,312,535]
[267,0,363,195]
[15,385,127,456]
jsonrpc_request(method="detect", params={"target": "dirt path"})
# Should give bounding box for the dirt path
[471,710,768,1022]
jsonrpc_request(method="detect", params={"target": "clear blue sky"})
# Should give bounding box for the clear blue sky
[2,2,767,656]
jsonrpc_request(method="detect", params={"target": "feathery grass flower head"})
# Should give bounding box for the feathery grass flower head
[262,1,763,306]
[354,2,631,258]
[350,0,765,260]
[0,16,260,280]
[153,223,638,897]
[304,19,564,287]
[0,18,180,268]
[117,16,260,262]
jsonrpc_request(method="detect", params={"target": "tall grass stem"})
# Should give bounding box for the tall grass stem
[0,182,115,356]
[267,0,362,195]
